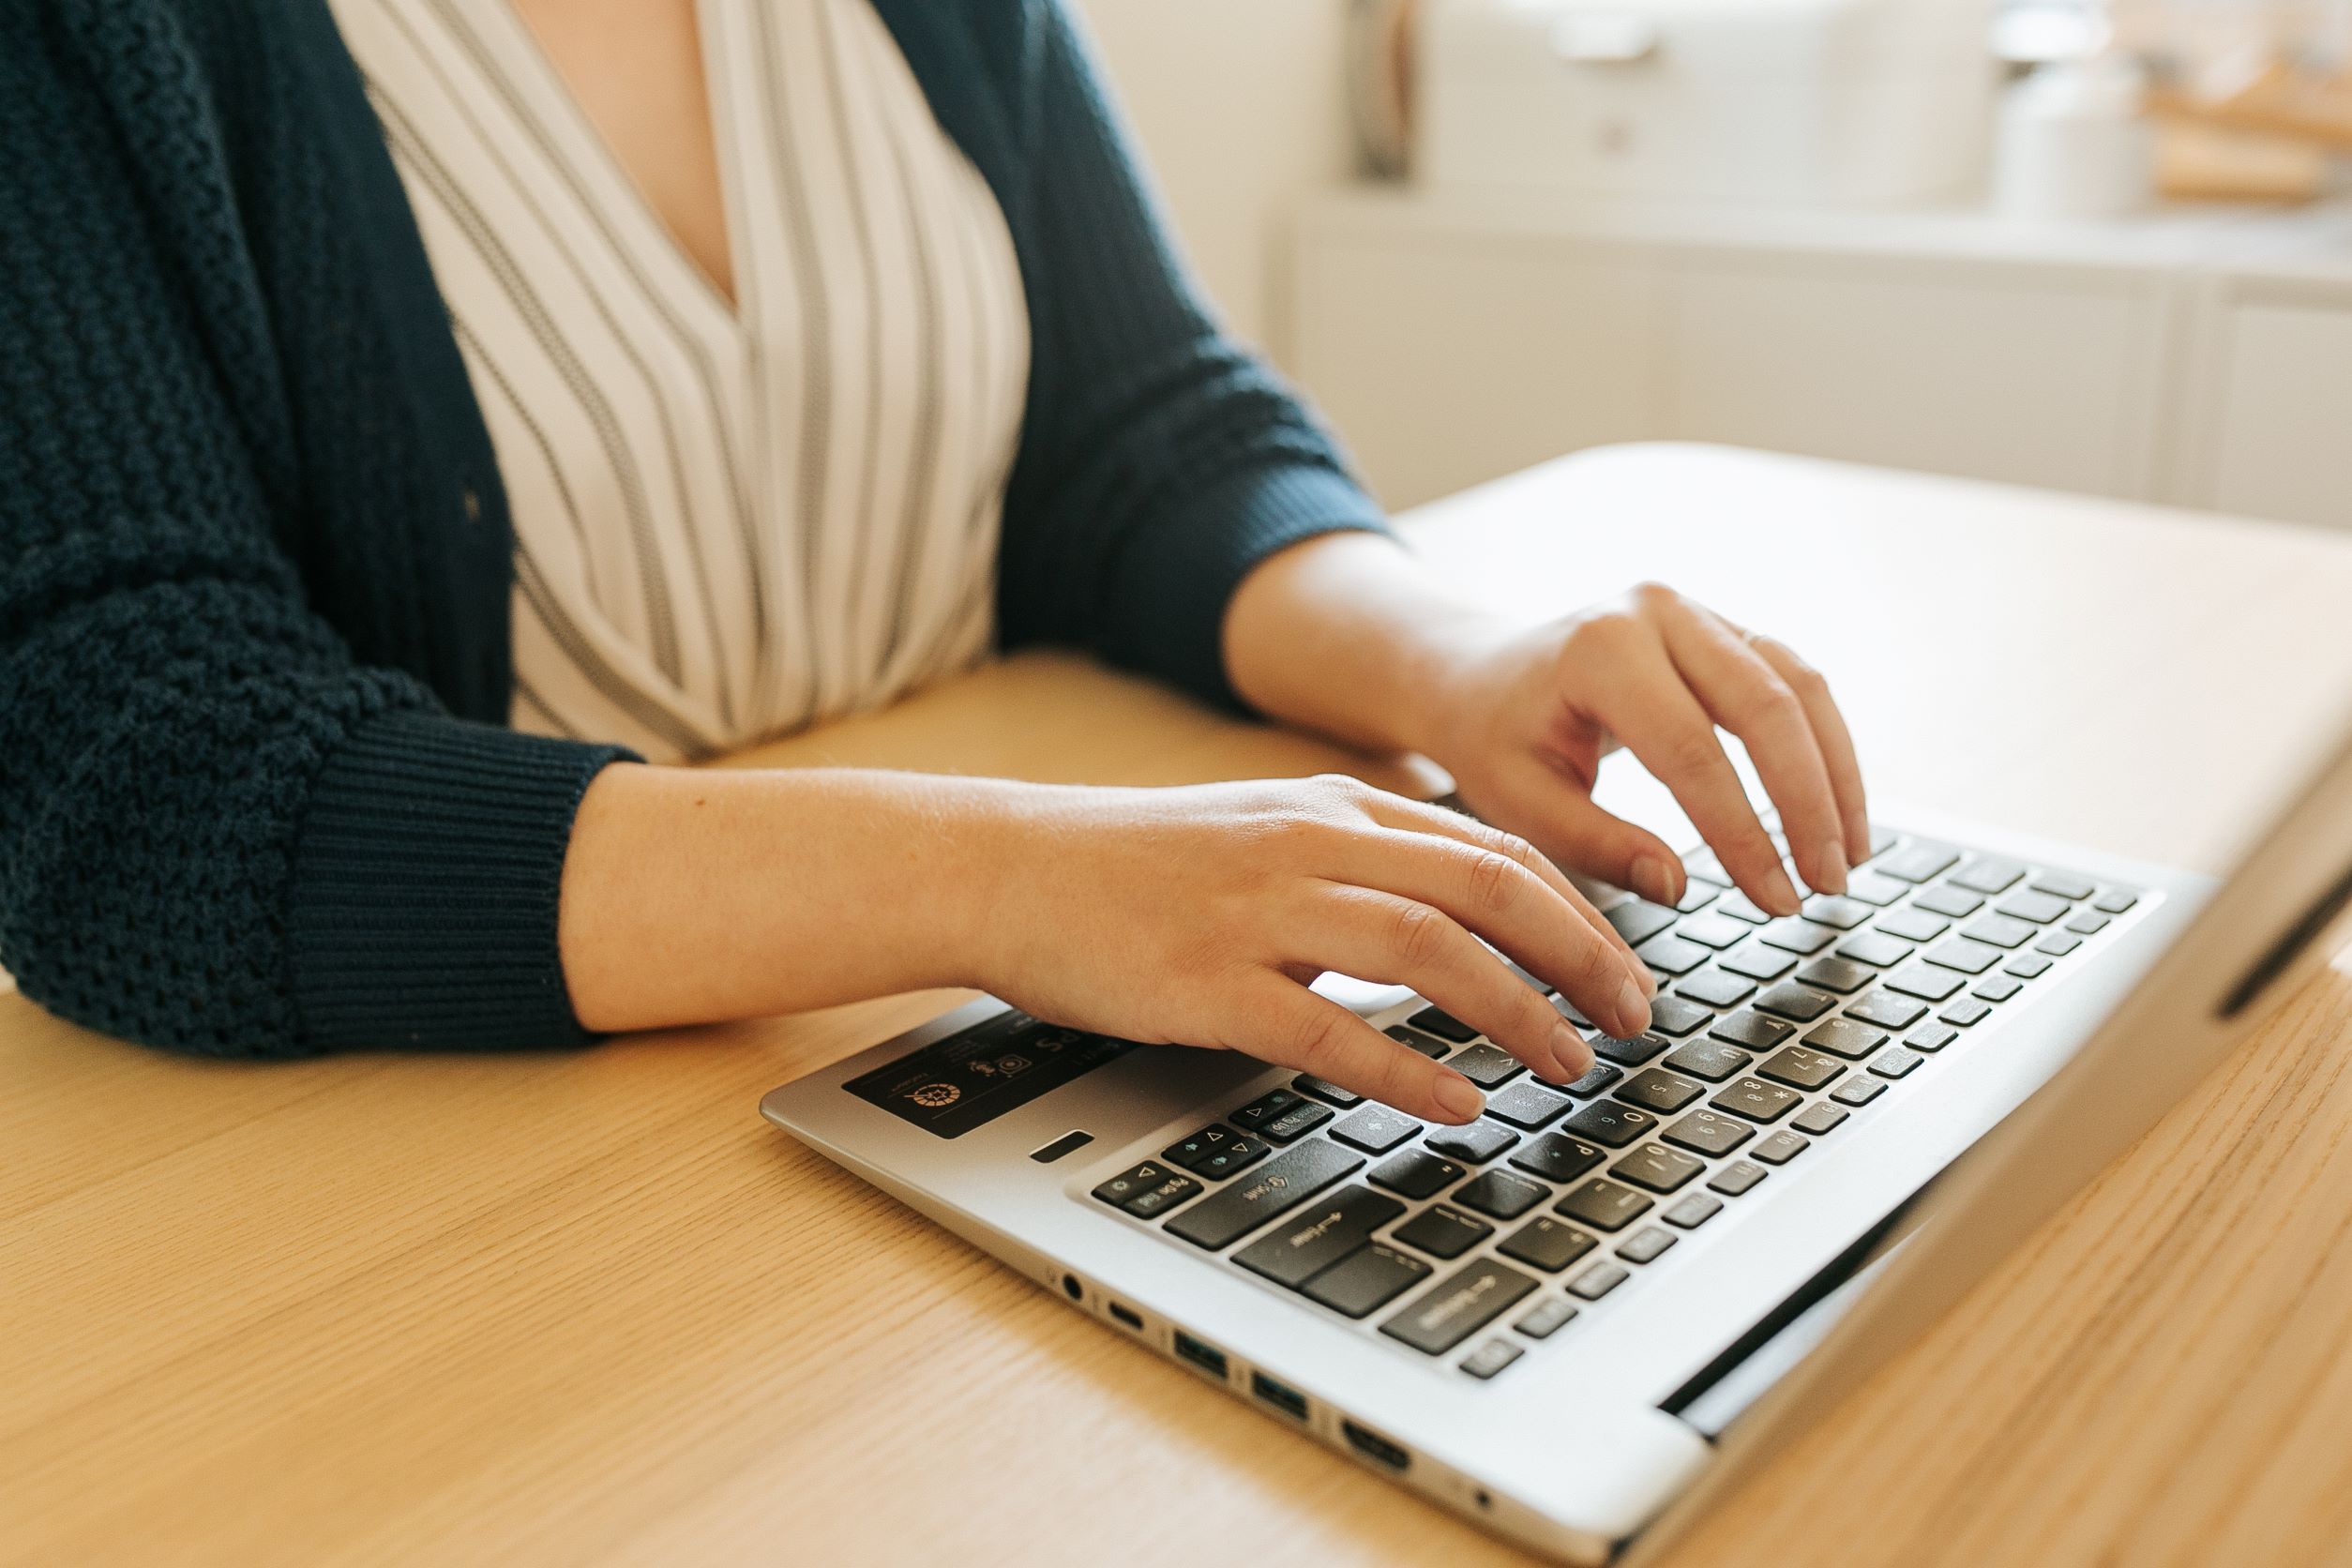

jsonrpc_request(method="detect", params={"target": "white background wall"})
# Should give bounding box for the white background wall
[1070,0,1354,359]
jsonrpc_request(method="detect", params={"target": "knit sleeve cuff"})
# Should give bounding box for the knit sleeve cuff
[1103,461,1394,713]
[286,709,638,1052]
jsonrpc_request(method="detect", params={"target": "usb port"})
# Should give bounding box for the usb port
[1250,1371,1309,1422]
[1108,1302,1144,1332]
[1341,1420,1410,1471]
[1171,1331,1228,1380]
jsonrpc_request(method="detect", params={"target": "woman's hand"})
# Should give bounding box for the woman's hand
[962,775,1655,1123]
[1419,583,1870,917]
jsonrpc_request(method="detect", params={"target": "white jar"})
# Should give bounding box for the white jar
[1993,55,2156,219]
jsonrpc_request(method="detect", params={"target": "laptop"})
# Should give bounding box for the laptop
[761,703,2352,1563]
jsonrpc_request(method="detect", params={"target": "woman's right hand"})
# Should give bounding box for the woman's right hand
[957,774,1656,1124]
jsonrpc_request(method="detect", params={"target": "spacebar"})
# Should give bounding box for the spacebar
[1163,1140,1364,1251]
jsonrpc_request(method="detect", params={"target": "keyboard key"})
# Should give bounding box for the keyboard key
[1510,1132,1606,1184]
[1664,1109,1754,1156]
[1676,881,1719,913]
[1925,939,2002,977]
[1846,991,1928,1030]
[1165,1141,1363,1249]
[1556,1176,1653,1231]
[1663,1192,1724,1229]
[1446,1044,1524,1089]
[1196,1139,1274,1180]
[1887,964,1965,1002]
[1459,1338,1524,1380]
[1711,1077,1803,1123]
[2092,889,2138,914]
[1232,1185,1406,1287]
[1485,1080,1572,1129]
[1258,1102,1334,1144]
[1802,1018,1888,1060]
[1664,1039,1754,1082]
[1567,1261,1631,1300]
[1303,1243,1430,1319]
[1499,1215,1599,1274]
[1708,1160,1768,1197]
[1636,934,1711,975]
[1878,842,1960,882]
[1940,999,1993,1027]
[1093,1160,1188,1212]
[1616,1067,1705,1114]
[1792,1102,1849,1136]
[1514,1295,1581,1337]
[1676,969,1756,1009]
[1385,1024,1452,1058]
[1962,913,2038,950]
[1125,1172,1206,1217]
[1834,931,1915,968]
[1617,1226,1678,1264]
[1904,1024,1959,1053]
[1645,995,1715,1037]
[1869,1048,1925,1080]
[1369,1149,1464,1199]
[1683,848,1729,885]
[1714,891,1773,924]
[1721,942,1798,982]
[1759,918,1837,956]
[1831,1077,1887,1107]
[1951,856,2026,895]
[1710,1009,1795,1050]
[1562,1062,1624,1097]
[1455,1170,1552,1221]
[1750,1131,1809,1166]
[1380,1258,1539,1354]
[1591,1033,1669,1066]
[1331,1106,1422,1154]
[2036,932,2083,957]
[1393,1203,1494,1260]
[1864,825,1899,860]
[1501,957,1554,996]
[1162,1125,1242,1172]
[1877,908,1950,942]
[1604,900,1680,946]
[2066,911,2110,935]
[1562,1101,1658,1148]
[1291,1075,1362,1108]
[1996,891,2071,925]
[1757,1045,1845,1091]
[2031,871,2095,900]
[1914,884,1984,919]
[1846,869,1909,906]
[1676,912,1751,950]
[1229,1090,1307,1135]
[1972,974,2024,1003]
[1425,1122,1518,1165]
[1408,1005,1480,1043]
[1754,983,1837,1023]
[1795,957,1876,994]
[2004,953,2054,979]
[1610,1142,1706,1194]
[1801,895,1874,930]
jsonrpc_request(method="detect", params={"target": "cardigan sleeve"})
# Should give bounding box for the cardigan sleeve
[988,0,1395,710]
[0,16,631,1060]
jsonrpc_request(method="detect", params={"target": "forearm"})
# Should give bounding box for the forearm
[1222,531,1512,760]
[558,763,1017,1033]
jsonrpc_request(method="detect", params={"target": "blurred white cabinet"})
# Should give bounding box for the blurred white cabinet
[1289,189,2352,525]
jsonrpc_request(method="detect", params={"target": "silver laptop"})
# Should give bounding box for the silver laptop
[761,704,2352,1563]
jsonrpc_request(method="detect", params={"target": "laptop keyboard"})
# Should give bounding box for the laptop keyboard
[1084,826,2145,1381]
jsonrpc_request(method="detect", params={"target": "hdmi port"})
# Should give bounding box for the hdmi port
[1341,1421,1410,1471]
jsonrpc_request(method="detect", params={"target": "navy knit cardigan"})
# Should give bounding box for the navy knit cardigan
[0,0,1388,1058]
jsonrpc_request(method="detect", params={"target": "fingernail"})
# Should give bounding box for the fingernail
[1433,1073,1485,1123]
[1631,853,1678,908]
[1551,1019,1594,1079]
[1617,977,1651,1037]
[1764,863,1802,917]
[1816,842,1848,896]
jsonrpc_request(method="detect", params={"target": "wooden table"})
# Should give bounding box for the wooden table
[9,445,2352,1568]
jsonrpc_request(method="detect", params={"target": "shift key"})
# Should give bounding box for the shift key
[1164,1139,1364,1250]
[1380,1258,1540,1355]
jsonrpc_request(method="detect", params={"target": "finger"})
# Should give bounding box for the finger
[1300,887,1603,1082]
[1748,634,1871,867]
[1594,633,1802,917]
[1237,978,1488,1123]
[1360,794,1652,990]
[1655,603,1847,897]
[1485,769,1691,915]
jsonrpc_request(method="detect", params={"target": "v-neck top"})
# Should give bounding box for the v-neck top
[329,0,1031,761]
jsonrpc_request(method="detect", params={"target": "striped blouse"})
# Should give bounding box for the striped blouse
[328,0,1032,761]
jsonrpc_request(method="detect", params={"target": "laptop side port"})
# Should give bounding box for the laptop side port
[1340,1420,1410,1472]
[1249,1371,1309,1422]
[1108,1302,1144,1332]
[1171,1331,1228,1380]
